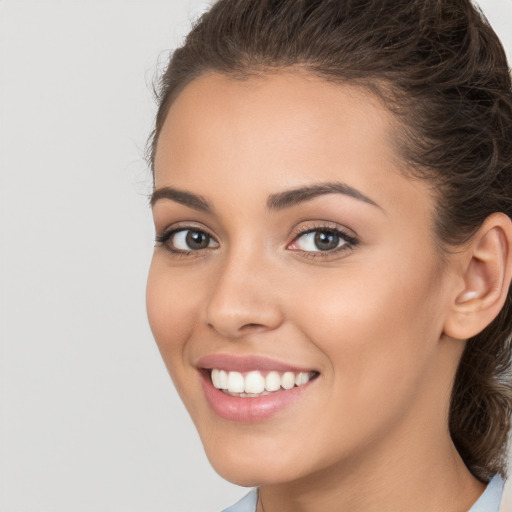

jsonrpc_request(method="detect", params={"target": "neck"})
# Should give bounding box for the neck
[258,429,484,512]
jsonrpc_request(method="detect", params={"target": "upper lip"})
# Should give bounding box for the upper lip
[196,354,317,373]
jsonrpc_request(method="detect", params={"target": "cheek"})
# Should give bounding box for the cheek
[146,257,200,372]
[289,255,444,398]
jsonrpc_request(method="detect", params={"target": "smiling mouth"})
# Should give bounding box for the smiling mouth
[208,369,320,397]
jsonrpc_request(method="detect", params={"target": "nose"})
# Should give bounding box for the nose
[205,251,284,339]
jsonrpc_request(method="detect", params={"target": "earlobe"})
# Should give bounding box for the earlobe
[444,213,512,340]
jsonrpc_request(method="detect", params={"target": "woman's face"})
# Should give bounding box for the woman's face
[147,72,461,486]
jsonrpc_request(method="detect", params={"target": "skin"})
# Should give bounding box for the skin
[147,72,489,511]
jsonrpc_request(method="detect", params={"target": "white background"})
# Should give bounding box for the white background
[0,1,511,511]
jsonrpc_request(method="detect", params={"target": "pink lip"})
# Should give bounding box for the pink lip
[196,354,314,373]
[196,354,318,423]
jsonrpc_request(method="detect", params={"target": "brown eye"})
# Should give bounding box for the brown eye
[292,230,349,252]
[313,231,340,251]
[184,230,211,250]
[157,228,219,252]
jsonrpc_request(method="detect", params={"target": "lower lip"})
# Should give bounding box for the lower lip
[200,371,313,422]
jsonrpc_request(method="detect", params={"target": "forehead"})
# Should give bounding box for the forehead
[156,72,396,175]
[154,71,430,220]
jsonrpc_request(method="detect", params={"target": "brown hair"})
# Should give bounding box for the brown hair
[148,0,512,481]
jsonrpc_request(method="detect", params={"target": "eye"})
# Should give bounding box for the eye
[156,228,219,253]
[288,226,358,254]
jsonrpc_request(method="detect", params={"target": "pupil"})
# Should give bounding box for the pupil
[314,231,339,251]
[186,230,209,249]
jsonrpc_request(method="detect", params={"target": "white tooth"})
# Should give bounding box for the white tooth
[265,371,281,392]
[227,371,245,393]
[244,371,265,394]
[218,370,228,389]
[296,372,310,386]
[281,371,295,390]
[211,369,221,389]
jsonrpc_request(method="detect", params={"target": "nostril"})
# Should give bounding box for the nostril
[207,321,267,337]
[205,295,284,337]
[239,323,267,332]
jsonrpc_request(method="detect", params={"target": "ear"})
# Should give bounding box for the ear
[443,213,512,340]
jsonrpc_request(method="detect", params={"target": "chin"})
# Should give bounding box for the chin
[206,451,295,487]
[198,426,318,487]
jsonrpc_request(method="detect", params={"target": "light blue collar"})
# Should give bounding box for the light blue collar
[221,488,257,512]
[468,474,504,512]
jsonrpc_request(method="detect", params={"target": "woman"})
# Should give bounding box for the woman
[146,0,512,510]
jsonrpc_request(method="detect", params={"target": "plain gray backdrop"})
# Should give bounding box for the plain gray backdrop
[1,1,511,511]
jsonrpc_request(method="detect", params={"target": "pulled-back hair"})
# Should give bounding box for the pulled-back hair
[148,0,512,481]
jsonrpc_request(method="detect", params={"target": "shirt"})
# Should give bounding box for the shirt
[221,474,505,512]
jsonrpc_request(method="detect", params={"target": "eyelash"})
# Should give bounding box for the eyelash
[154,223,359,259]
[289,223,359,259]
[155,225,217,257]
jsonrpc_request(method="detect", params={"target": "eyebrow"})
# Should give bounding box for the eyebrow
[150,187,213,212]
[150,181,380,212]
[267,182,381,210]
